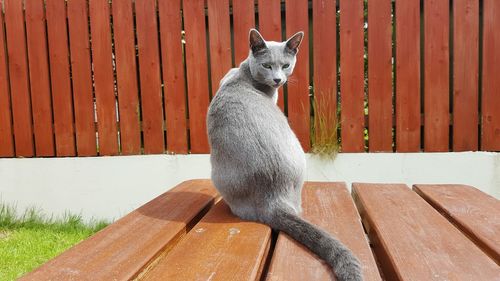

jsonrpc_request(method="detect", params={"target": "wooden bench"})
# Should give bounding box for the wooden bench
[21,180,500,280]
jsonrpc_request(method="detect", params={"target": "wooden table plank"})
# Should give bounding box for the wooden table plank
[266,182,381,281]
[20,180,218,281]
[141,200,272,281]
[353,183,500,281]
[414,184,500,265]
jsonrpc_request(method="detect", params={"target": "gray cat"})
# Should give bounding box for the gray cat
[207,29,363,281]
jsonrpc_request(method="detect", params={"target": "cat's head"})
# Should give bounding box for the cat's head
[247,29,304,88]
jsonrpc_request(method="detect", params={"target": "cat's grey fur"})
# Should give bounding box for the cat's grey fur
[207,29,363,281]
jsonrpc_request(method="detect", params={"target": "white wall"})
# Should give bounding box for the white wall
[0,152,498,222]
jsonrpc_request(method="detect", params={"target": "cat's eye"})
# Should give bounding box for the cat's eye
[262,63,272,69]
[282,64,290,69]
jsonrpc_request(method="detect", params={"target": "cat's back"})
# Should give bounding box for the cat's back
[207,66,302,167]
[208,67,279,126]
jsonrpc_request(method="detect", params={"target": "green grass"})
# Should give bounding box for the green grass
[0,204,108,281]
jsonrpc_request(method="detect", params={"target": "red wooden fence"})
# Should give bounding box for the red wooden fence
[0,0,498,157]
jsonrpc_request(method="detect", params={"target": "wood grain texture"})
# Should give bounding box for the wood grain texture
[424,0,450,152]
[266,182,381,281]
[142,200,272,281]
[111,0,141,155]
[453,0,479,151]
[414,184,500,264]
[0,1,15,157]
[183,0,210,153]
[158,0,188,153]
[25,0,55,156]
[340,0,365,152]
[207,0,232,94]
[395,0,421,152]
[481,0,500,151]
[20,180,218,281]
[312,0,338,150]
[135,0,165,154]
[232,0,255,66]
[4,0,34,157]
[46,0,77,156]
[352,183,500,280]
[68,0,98,156]
[258,0,284,111]
[368,0,392,152]
[285,0,310,151]
[89,0,119,155]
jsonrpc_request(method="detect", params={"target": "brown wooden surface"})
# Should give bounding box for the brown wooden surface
[481,0,500,151]
[395,0,421,152]
[453,0,479,151]
[368,0,392,152]
[46,0,76,156]
[68,0,98,156]
[208,0,232,95]
[414,184,500,264]
[258,0,284,111]
[286,0,310,151]
[232,0,255,65]
[135,0,165,154]
[266,182,381,281]
[312,0,337,151]
[25,0,55,157]
[142,200,272,281]
[89,0,119,155]
[4,0,34,157]
[353,183,500,281]
[0,1,498,156]
[158,0,188,154]
[340,0,365,152]
[0,1,14,157]
[424,0,450,152]
[112,0,141,155]
[20,180,218,281]
[183,0,210,153]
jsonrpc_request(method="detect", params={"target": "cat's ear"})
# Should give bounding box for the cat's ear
[249,29,267,54]
[285,31,304,54]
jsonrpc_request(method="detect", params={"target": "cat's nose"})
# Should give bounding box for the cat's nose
[273,78,282,84]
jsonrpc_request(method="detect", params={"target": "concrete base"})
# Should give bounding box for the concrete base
[0,152,498,221]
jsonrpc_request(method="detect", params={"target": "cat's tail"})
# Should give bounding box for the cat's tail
[264,207,363,281]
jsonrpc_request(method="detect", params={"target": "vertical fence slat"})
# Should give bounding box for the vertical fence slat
[481,0,500,151]
[89,0,119,155]
[233,0,255,65]
[368,0,393,152]
[4,0,34,157]
[207,0,232,94]
[258,0,284,111]
[312,0,337,148]
[46,0,76,156]
[395,0,421,152]
[340,0,364,152]
[0,2,14,157]
[135,0,164,154]
[67,0,98,156]
[158,0,188,153]
[25,0,55,156]
[286,0,310,151]
[424,0,450,152]
[453,0,479,151]
[183,0,210,153]
[112,0,141,155]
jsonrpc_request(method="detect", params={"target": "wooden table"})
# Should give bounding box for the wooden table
[21,180,500,281]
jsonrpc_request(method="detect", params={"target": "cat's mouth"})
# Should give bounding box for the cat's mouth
[272,81,285,88]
